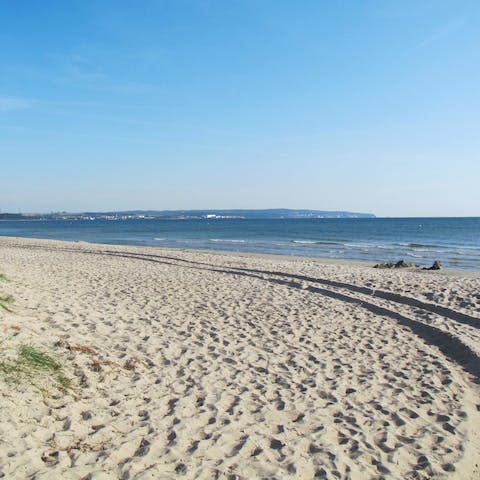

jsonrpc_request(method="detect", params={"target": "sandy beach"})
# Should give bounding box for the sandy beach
[0,236,479,479]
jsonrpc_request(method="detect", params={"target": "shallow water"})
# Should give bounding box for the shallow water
[1,217,479,270]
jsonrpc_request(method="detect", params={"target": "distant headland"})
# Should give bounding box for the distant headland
[0,209,376,221]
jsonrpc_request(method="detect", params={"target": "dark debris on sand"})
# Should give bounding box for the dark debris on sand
[374,260,441,270]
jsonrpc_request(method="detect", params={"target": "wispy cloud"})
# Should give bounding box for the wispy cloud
[0,96,31,112]
[417,19,465,48]
[65,66,108,82]
[0,124,235,152]
[50,51,157,95]
[49,51,108,85]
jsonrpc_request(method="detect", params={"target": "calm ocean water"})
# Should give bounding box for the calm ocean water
[1,217,479,271]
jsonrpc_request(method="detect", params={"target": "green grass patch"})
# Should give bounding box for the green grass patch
[18,344,62,370]
[0,273,9,282]
[0,295,14,312]
[0,344,73,394]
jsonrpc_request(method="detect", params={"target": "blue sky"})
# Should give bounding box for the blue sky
[1,0,479,216]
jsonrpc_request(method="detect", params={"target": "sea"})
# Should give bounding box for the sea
[0,217,479,271]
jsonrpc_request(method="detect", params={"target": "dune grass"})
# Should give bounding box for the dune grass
[0,344,73,393]
[0,272,73,394]
[0,270,13,311]
[0,294,14,312]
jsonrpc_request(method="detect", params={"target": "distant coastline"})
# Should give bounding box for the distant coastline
[0,208,376,221]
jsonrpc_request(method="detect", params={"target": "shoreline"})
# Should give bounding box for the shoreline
[1,217,479,273]
[1,234,479,278]
[0,236,479,478]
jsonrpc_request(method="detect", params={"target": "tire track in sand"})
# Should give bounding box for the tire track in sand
[4,241,480,382]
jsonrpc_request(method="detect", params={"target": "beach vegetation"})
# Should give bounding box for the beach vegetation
[0,294,14,312]
[0,343,73,394]
[70,344,97,355]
